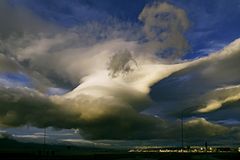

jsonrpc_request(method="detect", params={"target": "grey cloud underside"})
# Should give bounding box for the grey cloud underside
[0,86,160,139]
[0,87,75,128]
[0,84,232,140]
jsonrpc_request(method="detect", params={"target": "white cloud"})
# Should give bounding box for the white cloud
[197,85,240,113]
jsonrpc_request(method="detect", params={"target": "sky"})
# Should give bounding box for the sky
[0,0,240,147]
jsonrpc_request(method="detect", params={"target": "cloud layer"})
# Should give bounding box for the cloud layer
[0,1,240,144]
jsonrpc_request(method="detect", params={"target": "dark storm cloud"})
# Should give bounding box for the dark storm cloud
[0,87,77,128]
[0,83,231,140]
[0,85,162,139]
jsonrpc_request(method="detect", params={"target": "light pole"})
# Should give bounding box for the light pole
[44,128,46,145]
[181,111,184,149]
[180,107,195,149]
[43,127,47,153]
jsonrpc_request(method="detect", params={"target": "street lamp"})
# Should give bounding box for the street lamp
[181,111,184,148]
[180,107,195,149]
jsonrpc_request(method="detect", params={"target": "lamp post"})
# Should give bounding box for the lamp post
[44,128,46,146]
[181,111,184,149]
[180,107,195,149]
[43,127,47,154]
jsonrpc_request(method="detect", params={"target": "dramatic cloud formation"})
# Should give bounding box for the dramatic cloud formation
[1,38,240,140]
[0,0,240,144]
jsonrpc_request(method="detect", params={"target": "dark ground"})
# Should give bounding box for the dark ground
[0,138,239,160]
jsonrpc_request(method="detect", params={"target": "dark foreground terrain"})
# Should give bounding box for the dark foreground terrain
[0,138,239,160]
